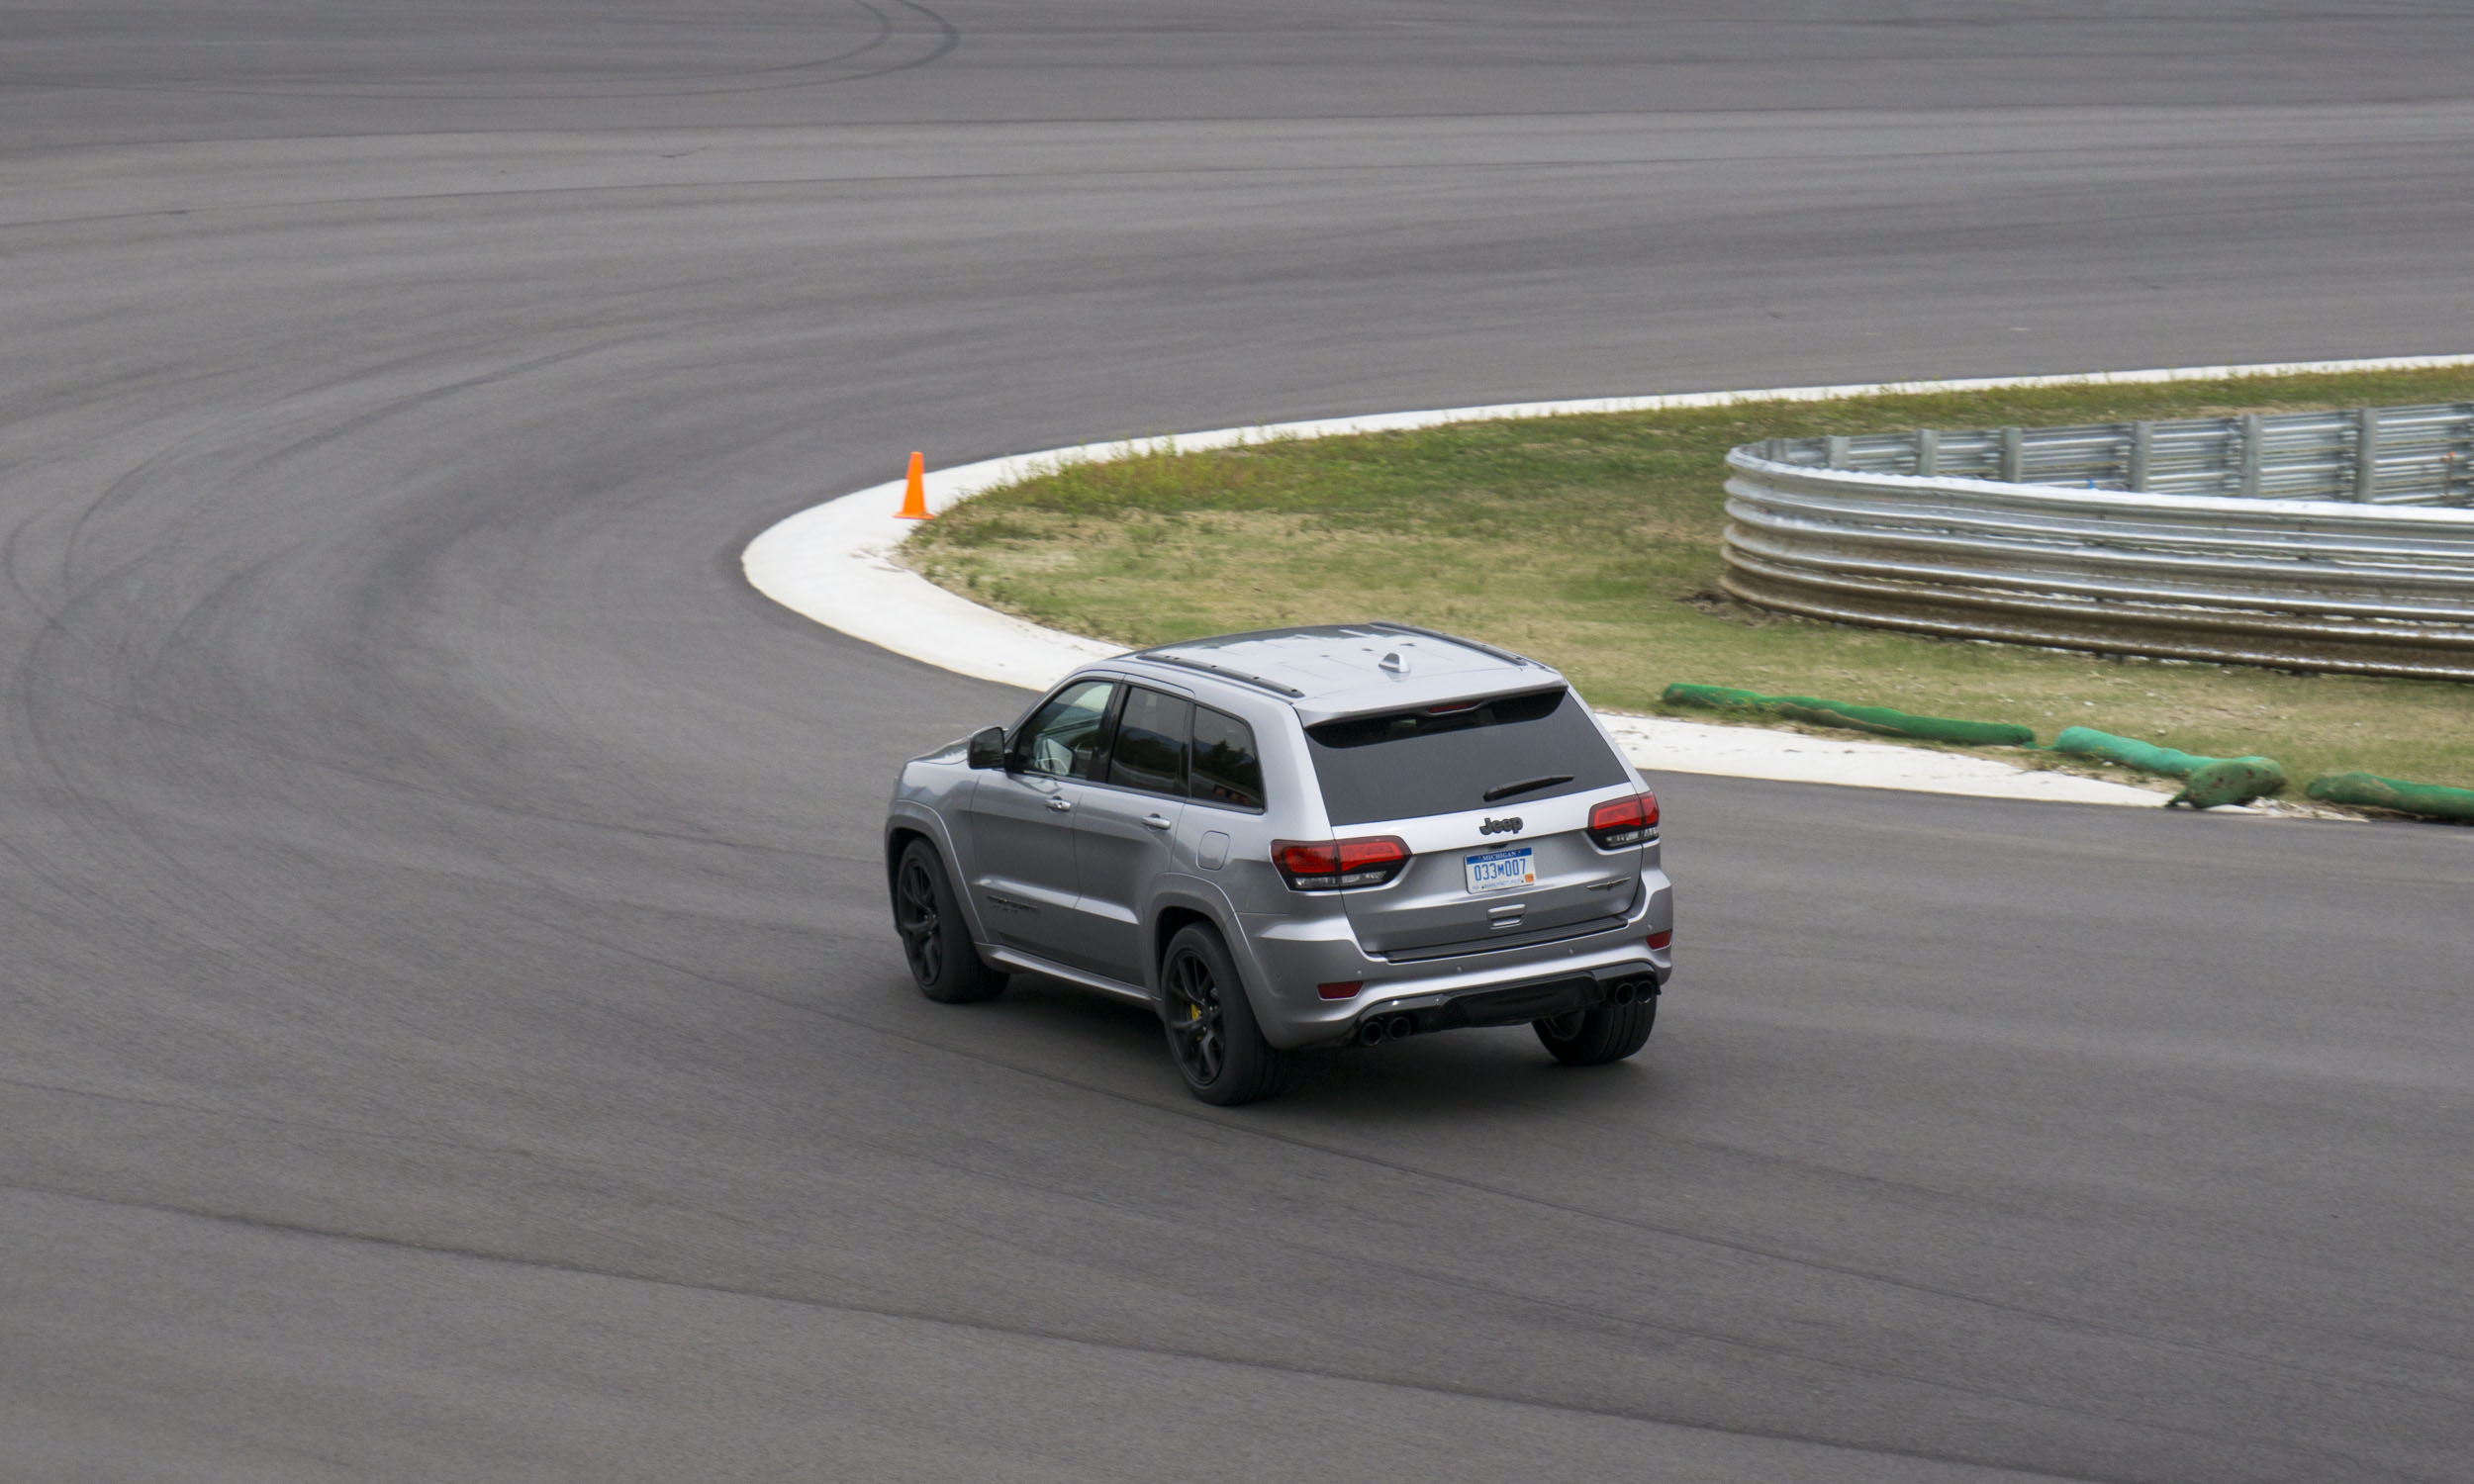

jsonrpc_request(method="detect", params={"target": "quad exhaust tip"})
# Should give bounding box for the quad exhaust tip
[1357,1014,1416,1046]
[1608,976,1660,1007]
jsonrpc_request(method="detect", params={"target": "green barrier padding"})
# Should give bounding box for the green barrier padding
[2169,758,2288,810]
[1662,684,2035,748]
[1664,684,1774,712]
[2051,726,2286,807]
[2305,771,2474,821]
[2050,726,2211,777]
[1774,701,2037,748]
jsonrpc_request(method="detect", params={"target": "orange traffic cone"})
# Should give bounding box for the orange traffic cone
[895,450,930,519]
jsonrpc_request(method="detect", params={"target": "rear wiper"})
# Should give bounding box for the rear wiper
[1482,774,1573,803]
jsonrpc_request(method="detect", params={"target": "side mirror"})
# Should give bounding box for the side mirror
[966,725,1006,771]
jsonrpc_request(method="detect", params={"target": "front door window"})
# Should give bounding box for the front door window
[1011,679,1116,780]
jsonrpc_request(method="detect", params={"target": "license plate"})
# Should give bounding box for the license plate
[1464,846,1535,894]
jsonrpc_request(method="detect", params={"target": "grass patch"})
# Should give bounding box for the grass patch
[904,368,2474,791]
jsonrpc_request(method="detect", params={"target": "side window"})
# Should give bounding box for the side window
[1189,705,1267,812]
[1010,680,1116,779]
[1106,688,1192,796]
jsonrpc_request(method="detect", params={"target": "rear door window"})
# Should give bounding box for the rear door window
[1105,687,1192,796]
[1189,705,1266,812]
[1303,687,1625,824]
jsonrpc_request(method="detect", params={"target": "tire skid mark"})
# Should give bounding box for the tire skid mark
[0,1177,2140,1484]
[2,328,843,966]
[20,0,952,104]
[483,893,2460,1440]
[751,976,2474,1416]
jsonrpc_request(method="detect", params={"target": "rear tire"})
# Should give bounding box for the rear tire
[894,839,1007,1003]
[1159,924,1291,1105]
[1535,994,1655,1066]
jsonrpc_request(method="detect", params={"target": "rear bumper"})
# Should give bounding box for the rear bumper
[1237,871,1670,1049]
[1371,970,1651,1038]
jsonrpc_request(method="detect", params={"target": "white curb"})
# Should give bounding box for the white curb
[744,353,2473,806]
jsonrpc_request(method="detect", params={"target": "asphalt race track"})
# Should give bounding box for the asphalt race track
[6,5,2473,1480]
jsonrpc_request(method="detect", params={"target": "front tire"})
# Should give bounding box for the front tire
[1159,924,1291,1105]
[894,839,1006,1003]
[1535,994,1655,1066]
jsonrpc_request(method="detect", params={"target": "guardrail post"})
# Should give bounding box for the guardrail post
[1999,426,2023,483]
[2238,413,2264,498]
[1824,434,1851,468]
[1915,427,1940,477]
[2354,407,2380,502]
[2129,421,2152,491]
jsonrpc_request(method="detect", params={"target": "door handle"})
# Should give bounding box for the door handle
[1045,796,1073,812]
[1141,813,1174,831]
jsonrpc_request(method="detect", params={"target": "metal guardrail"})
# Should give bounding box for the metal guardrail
[1721,403,2474,681]
[1756,403,2474,505]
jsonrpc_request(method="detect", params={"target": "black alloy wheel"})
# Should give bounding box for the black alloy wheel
[1164,949,1228,1087]
[896,856,944,981]
[1159,923,1290,1105]
[894,839,1005,1003]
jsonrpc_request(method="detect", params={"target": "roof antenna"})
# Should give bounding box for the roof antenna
[1379,651,1409,675]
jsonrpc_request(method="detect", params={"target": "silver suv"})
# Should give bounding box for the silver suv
[884,623,1673,1104]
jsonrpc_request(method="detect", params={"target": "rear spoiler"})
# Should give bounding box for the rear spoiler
[1292,679,1570,731]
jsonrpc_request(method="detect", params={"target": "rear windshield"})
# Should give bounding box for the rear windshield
[1303,687,1628,825]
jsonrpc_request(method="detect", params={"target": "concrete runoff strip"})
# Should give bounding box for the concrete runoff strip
[743,354,2474,806]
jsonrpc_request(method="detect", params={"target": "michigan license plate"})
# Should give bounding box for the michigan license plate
[1464,847,1535,894]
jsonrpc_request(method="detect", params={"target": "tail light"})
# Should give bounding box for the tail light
[1273,836,1410,891]
[1586,790,1660,849]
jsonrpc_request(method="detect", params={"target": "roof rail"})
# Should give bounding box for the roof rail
[1134,650,1307,698]
[1366,621,1536,668]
